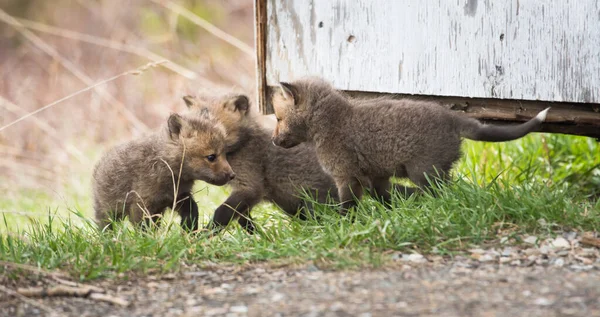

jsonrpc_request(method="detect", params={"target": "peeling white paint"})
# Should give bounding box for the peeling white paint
[265,0,600,103]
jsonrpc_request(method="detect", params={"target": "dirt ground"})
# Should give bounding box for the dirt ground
[2,234,600,317]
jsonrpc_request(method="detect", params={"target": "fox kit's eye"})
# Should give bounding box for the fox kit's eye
[276,117,282,122]
[206,154,216,162]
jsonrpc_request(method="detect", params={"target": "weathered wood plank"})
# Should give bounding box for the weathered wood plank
[265,86,600,138]
[346,90,600,138]
[254,0,270,114]
[265,0,600,104]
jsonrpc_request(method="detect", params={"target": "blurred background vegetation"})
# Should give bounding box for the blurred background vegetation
[0,0,256,230]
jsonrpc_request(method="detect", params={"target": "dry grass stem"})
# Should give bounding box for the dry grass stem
[0,61,166,133]
[0,96,89,164]
[150,0,254,57]
[14,17,197,79]
[0,8,148,132]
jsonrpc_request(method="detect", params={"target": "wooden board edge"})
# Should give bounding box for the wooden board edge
[264,86,600,138]
[254,0,270,115]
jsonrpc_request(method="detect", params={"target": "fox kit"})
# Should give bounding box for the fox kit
[271,77,549,215]
[183,94,337,234]
[93,111,235,231]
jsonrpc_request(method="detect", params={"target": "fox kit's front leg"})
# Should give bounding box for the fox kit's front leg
[176,192,199,232]
[336,177,366,216]
[209,190,261,234]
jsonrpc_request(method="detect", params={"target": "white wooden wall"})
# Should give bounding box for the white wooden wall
[265,0,600,103]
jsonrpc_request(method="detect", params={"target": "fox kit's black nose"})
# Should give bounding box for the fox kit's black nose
[229,172,236,180]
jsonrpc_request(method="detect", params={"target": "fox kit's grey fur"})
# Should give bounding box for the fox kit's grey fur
[183,94,337,234]
[271,77,549,214]
[93,111,235,231]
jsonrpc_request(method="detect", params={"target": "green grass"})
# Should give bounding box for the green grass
[1,133,599,280]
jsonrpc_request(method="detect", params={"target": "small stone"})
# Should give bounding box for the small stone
[204,287,227,295]
[454,261,472,268]
[539,246,550,255]
[306,264,320,272]
[564,231,578,241]
[204,307,229,316]
[570,265,593,271]
[534,297,553,306]
[537,218,548,226]
[469,248,486,254]
[535,258,547,265]
[329,302,345,311]
[271,293,285,302]
[500,236,509,244]
[402,253,426,263]
[581,248,598,256]
[501,247,513,257]
[488,249,501,257]
[553,258,565,267]
[510,260,522,266]
[230,305,248,313]
[575,256,593,265]
[550,237,570,250]
[499,257,512,264]
[478,254,494,262]
[243,287,260,295]
[184,271,209,277]
[524,236,538,244]
[524,248,540,255]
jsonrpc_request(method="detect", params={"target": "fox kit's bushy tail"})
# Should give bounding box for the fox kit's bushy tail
[458,108,550,142]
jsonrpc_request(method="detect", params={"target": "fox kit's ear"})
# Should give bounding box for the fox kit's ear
[224,95,250,115]
[279,82,296,103]
[182,95,197,109]
[167,113,185,140]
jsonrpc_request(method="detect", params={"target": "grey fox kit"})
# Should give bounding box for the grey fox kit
[271,77,549,215]
[183,94,338,234]
[93,111,235,231]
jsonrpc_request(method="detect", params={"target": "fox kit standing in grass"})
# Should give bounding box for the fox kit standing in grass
[93,111,235,231]
[271,77,550,215]
[183,94,337,234]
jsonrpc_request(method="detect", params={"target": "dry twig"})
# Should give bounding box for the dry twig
[0,285,60,317]
[89,292,130,307]
[581,235,600,248]
[51,276,105,294]
[17,285,92,297]
[15,285,130,307]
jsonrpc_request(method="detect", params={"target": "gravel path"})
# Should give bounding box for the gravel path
[2,234,600,317]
